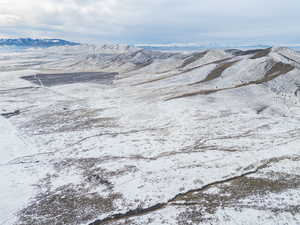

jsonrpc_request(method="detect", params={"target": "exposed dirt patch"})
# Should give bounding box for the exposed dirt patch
[53,158,138,181]
[178,58,233,75]
[265,62,295,77]
[190,60,239,85]
[175,170,300,224]
[17,157,133,225]
[250,48,272,59]
[86,158,285,225]
[174,175,299,208]
[178,51,207,68]
[18,184,122,225]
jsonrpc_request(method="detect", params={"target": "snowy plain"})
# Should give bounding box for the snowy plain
[0,45,300,225]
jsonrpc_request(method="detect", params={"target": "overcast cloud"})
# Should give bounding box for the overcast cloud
[0,0,299,45]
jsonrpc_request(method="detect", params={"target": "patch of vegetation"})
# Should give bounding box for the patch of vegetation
[18,157,132,225]
[21,107,118,135]
[18,184,122,225]
[175,168,300,224]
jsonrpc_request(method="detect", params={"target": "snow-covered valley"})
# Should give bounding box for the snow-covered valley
[0,45,300,225]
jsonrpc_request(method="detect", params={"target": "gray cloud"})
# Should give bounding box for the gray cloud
[0,0,299,44]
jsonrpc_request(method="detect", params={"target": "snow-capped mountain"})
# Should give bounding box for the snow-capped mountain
[0,38,79,47]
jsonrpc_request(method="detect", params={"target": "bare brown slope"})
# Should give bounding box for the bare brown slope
[190,60,239,85]
[178,51,207,68]
[250,48,272,59]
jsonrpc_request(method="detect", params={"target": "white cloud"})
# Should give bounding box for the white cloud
[0,14,21,26]
[0,0,299,44]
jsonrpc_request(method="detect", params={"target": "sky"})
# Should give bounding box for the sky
[0,0,300,45]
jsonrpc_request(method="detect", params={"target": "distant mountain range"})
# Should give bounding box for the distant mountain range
[1,38,299,52]
[135,44,300,51]
[0,38,80,47]
[135,44,273,51]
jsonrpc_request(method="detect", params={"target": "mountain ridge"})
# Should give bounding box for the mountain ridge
[135,43,300,51]
[0,38,80,47]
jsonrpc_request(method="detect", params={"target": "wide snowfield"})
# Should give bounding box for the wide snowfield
[0,45,300,225]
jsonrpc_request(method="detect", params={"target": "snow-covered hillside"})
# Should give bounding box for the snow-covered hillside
[0,45,300,225]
